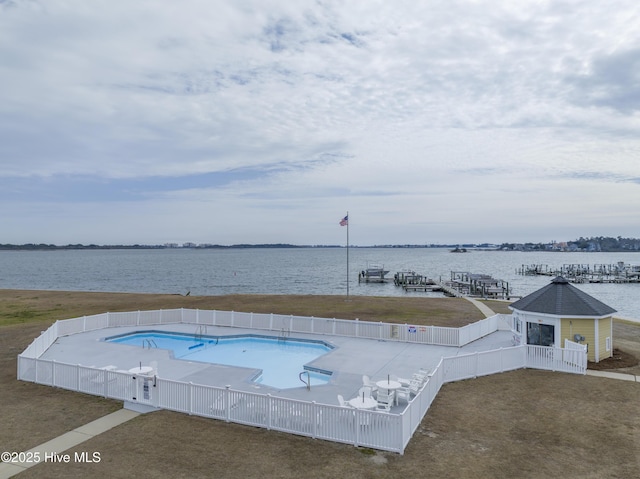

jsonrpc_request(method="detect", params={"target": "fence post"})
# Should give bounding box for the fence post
[475,352,480,378]
[312,401,317,438]
[225,385,231,422]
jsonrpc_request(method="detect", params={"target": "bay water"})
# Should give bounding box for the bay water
[1,248,638,319]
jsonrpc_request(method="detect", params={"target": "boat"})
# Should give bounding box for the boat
[358,264,390,283]
[450,247,468,253]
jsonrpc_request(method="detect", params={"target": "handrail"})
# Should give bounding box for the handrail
[195,324,207,340]
[279,328,290,342]
[298,371,310,390]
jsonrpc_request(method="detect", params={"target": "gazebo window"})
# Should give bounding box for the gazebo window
[527,323,555,347]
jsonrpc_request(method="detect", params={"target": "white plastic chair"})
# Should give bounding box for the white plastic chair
[409,378,422,395]
[362,375,378,393]
[412,368,430,384]
[375,390,394,411]
[395,386,411,404]
[337,394,351,408]
[391,374,411,387]
[358,386,373,398]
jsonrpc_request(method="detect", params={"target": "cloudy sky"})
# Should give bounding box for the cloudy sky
[1,0,639,246]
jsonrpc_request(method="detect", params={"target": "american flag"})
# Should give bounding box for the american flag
[339,215,348,226]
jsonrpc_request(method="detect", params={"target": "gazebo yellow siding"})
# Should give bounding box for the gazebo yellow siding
[561,318,596,360]
[560,316,613,362]
[597,317,613,362]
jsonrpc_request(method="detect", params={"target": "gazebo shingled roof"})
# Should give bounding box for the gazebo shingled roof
[509,276,617,317]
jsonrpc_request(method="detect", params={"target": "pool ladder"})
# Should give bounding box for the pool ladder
[143,339,158,349]
[195,325,207,340]
[299,371,311,390]
[279,328,290,342]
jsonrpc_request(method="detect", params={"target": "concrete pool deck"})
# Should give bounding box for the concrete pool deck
[39,322,515,407]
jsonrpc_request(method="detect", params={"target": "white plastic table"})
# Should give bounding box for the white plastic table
[128,366,153,375]
[348,396,377,410]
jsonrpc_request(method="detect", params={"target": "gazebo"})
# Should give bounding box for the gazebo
[509,276,617,362]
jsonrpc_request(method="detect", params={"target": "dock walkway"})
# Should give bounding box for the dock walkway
[517,263,640,284]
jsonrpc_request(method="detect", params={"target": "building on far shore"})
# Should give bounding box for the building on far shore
[509,276,616,362]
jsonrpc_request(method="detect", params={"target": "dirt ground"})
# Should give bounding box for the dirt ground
[1,291,639,478]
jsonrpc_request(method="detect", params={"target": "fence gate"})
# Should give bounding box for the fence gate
[132,374,157,407]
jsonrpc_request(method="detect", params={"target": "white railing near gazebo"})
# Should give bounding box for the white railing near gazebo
[17,309,586,454]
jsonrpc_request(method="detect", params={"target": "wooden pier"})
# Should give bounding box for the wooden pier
[393,270,442,292]
[393,269,511,298]
[444,271,512,300]
[517,262,640,284]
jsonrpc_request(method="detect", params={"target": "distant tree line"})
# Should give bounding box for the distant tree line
[0,243,307,250]
[0,243,162,250]
[499,236,640,252]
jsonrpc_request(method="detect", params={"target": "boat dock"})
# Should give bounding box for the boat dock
[392,270,443,292]
[358,264,391,283]
[517,262,640,283]
[442,271,512,300]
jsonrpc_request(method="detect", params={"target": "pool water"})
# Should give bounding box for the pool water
[107,332,333,389]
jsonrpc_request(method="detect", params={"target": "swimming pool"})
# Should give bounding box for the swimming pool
[107,331,334,389]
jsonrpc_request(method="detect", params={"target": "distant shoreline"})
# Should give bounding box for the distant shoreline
[2,243,639,252]
[0,243,480,250]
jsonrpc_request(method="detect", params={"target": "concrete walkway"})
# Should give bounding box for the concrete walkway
[464,297,497,318]
[0,409,139,479]
[586,370,640,382]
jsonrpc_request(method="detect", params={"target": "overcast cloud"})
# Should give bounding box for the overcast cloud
[1,0,639,245]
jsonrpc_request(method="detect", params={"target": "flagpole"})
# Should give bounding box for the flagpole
[339,212,350,299]
[346,211,349,298]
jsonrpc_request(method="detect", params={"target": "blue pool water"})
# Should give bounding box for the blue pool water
[107,332,333,389]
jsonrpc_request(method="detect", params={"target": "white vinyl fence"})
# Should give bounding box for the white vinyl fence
[17,309,585,454]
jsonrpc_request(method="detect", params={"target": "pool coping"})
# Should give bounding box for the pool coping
[104,330,336,389]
